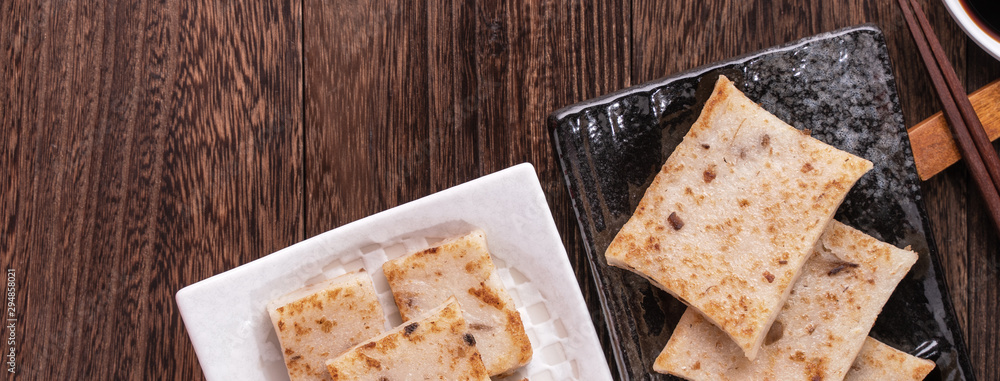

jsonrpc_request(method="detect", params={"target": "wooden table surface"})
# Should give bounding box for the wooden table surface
[2,0,998,379]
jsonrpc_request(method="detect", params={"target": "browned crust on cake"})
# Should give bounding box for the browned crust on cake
[325,298,490,380]
[268,271,385,381]
[845,337,936,381]
[605,75,872,359]
[382,230,532,375]
[654,221,919,380]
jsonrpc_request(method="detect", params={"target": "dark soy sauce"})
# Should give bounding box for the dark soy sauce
[960,0,1000,42]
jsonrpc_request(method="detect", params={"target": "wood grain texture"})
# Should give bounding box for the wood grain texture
[1,0,302,379]
[962,36,1000,381]
[303,0,376,236]
[304,0,430,236]
[633,0,795,84]
[426,0,478,191]
[2,0,998,379]
[150,1,303,379]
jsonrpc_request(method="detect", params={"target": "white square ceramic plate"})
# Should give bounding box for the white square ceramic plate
[176,163,613,381]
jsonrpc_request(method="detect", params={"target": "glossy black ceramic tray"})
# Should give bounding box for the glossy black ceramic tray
[549,26,974,380]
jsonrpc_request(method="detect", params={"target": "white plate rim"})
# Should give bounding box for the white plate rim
[175,163,613,381]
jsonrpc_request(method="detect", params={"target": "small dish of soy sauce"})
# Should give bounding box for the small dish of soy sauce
[944,0,1000,61]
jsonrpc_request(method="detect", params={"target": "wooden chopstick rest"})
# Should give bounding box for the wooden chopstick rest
[897,0,1000,234]
[908,79,1000,181]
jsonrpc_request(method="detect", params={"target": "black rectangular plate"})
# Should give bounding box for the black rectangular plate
[548,25,974,380]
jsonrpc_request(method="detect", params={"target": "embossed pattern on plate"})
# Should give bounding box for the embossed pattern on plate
[177,164,612,381]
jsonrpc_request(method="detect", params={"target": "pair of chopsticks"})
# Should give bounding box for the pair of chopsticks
[896,0,1000,234]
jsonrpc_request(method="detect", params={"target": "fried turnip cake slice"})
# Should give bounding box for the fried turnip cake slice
[844,337,936,381]
[267,271,385,381]
[325,297,490,381]
[382,230,531,376]
[605,75,873,359]
[654,221,918,380]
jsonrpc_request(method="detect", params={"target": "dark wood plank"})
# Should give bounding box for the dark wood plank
[924,167,971,337]
[0,0,21,313]
[427,0,480,190]
[475,0,512,174]
[966,186,1000,381]
[1,1,89,377]
[633,0,818,84]
[376,1,431,210]
[66,1,159,378]
[304,0,383,236]
[547,0,632,106]
[148,0,303,377]
[963,37,1000,381]
[0,1,158,378]
[106,0,176,377]
[0,1,31,375]
[1,0,302,379]
[508,0,573,203]
[304,0,430,236]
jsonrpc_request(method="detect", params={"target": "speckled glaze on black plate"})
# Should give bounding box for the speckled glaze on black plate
[548,26,974,380]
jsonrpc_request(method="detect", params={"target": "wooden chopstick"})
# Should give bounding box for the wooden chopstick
[907,0,1000,188]
[896,0,1000,233]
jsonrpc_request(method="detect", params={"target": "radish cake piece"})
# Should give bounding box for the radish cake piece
[267,271,385,381]
[654,221,918,380]
[605,75,873,359]
[325,297,490,381]
[382,230,532,376]
[845,337,936,381]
